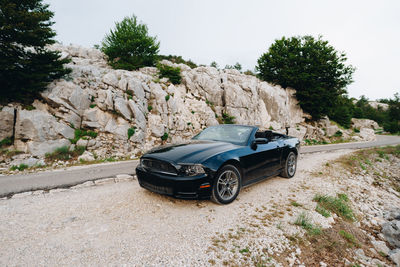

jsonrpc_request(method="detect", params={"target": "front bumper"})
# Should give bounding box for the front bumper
[136,166,214,199]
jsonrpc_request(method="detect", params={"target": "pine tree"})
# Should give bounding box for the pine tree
[0,0,71,103]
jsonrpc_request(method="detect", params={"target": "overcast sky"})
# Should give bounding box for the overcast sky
[45,0,399,100]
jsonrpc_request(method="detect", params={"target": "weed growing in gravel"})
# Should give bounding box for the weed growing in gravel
[294,212,322,235]
[338,230,360,247]
[313,193,355,221]
[315,205,331,217]
[290,201,302,207]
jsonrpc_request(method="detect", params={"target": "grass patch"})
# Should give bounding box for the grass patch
[315,205,331,218]
[338,230,360,247]
[220,113,235,124]
[290,201,302,207]
[69,129,98,144]
[0,137,12,147]
[45,146,85,161]
[147,105,153,112]
[294,212,322,235]
[313,193,355,221]
[10,163,29,171]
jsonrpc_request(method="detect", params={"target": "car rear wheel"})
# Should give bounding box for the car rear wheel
[211,165,241,204]
[280,152,297,178]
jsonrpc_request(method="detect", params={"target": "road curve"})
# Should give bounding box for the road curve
[1,135,399,198]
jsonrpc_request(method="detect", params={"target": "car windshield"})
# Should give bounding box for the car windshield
[192,125,253,145]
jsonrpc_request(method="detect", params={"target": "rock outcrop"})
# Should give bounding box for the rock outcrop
[0,44,378,163]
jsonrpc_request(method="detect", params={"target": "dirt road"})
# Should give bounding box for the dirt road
[0,149,355,266]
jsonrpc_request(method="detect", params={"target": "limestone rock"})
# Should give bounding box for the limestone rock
[0,106,15,140]
[359,128,376,141]
[351,118,379,130]
[78,151,95,162]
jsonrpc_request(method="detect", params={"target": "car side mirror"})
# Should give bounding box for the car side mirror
[251,138,268,149]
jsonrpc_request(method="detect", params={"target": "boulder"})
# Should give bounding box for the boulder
[326,125,340,137]
[382,221,400,248]
[114,97,132,121]
[351,118,379,130]
[25,139,71,157]
[389,249,400,267]
[78,151,95,162]
[0,106,15,140]
[359,128,376,141]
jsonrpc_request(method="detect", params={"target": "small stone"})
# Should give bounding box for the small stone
[94,178,115,185]
[12,192,32,198]
[319,262,327,267]
[32,190,44,196]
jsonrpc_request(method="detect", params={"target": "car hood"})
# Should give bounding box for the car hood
[143,140,239,164]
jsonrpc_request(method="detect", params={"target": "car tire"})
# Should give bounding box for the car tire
[211,164,241,205]
[280,151,297,178]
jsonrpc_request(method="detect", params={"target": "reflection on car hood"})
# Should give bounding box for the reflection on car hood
[143,140,239,164]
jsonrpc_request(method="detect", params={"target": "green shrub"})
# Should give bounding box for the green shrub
[353,128,360,133]
[222,113,235,124]
[127,127,136,139]
[161,132,169,141]
[0,137,12,147]
[334,130,343,137]
[165,94,170,101]
[147,105,153,112]
[101,15,160,70]
[158,54,197,69]
[90,104,96,108]
[157,64,182,84]
[69,129,97,144]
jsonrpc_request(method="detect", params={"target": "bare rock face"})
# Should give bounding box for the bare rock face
[0,44,380,161]
[14,109,74,156]
[0,106,15,140]
[351,118,380,130]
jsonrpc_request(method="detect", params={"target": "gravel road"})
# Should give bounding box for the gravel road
[0,149,353,266]
[1,135,399,198]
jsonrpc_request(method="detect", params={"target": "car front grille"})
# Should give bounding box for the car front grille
[140,181,173,195]
[141,158,177,175]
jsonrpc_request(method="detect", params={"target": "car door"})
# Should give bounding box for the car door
[240,140,281,185]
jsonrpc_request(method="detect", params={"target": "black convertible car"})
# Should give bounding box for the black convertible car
[136,125,300,204]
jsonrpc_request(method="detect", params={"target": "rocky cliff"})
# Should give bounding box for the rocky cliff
[0,44,377,168]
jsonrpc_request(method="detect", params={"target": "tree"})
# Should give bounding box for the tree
[210,61,218,68]
[0,0,71,103]
[256,35,355,120]
[101,15,160,70]
[233,62,242,71]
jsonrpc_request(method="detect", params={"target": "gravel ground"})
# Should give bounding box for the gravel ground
[0,149,383,266]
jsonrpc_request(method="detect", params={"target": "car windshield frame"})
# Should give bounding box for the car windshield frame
[192,125,255,145]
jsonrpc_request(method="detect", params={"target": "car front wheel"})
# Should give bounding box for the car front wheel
[211,164,241,204]
[280,152,297,178]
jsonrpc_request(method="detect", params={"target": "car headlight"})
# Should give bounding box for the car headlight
[180,164,205,176]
